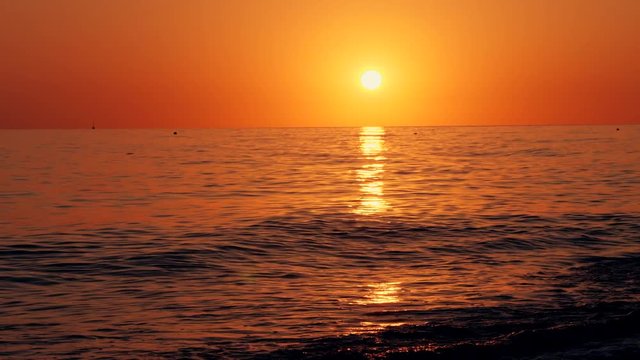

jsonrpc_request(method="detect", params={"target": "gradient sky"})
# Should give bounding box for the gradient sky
[1,0,639,128]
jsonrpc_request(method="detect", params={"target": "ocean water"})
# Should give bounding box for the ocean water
[1,126,639,359]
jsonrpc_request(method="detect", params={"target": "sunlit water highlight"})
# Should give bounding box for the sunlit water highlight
[1,126,639,359]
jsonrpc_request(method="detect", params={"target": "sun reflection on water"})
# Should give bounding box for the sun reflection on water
[355,282,402,305]
[347,281,406,333]
[355,127,389,215]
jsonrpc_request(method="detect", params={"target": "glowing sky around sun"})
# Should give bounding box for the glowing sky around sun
[1,0,639,128]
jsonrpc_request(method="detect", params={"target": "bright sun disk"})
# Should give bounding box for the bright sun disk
[361,70,382,90]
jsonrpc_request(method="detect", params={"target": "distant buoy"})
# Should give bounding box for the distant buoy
[616,128,620,131]
[173,131,178,135]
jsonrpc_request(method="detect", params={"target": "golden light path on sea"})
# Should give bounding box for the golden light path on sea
[355,126,389,215]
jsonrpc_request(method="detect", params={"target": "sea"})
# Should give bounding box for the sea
[1,126,639,359]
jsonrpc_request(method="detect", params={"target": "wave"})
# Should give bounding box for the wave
[252,302,640,360]
[1,213,639,359]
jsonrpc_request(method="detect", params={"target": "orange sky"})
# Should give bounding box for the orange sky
[1,0,639,128]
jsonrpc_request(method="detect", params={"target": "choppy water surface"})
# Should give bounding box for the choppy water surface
[1,126,639,359]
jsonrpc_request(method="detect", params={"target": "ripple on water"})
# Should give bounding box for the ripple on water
[1,127,639,358]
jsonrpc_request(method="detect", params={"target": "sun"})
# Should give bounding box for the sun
[361,70,382,90]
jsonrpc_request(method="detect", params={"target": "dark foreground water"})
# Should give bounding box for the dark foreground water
[1,126,639,359]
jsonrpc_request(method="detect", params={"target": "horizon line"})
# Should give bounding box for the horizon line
[1,123,637,130]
